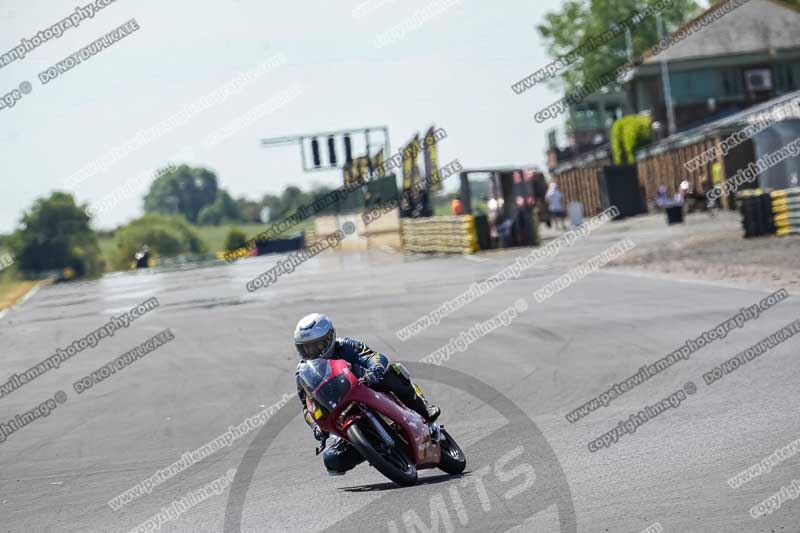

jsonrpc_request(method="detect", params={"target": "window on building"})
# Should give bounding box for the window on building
[572,106,601,130]
[775,62,797,93]
[671,70,724,104]
[604,105,624,128]
[794,62,800,91]
[721,68,744,98]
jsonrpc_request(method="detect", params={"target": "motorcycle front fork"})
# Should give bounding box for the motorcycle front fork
[429,421,443,442]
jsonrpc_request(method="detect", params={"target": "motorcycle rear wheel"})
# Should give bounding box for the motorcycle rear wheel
[437,430,467,475]
[347,423,418,486]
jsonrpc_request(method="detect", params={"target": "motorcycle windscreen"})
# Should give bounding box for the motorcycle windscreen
[313,374,351,411]
[297,359,332,393]
[298,359,352,412]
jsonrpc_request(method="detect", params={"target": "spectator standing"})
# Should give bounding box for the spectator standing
[546,182,565,230]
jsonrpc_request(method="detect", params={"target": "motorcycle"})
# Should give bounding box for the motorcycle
[297,358,466,486]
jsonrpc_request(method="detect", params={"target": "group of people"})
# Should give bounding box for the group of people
[450,180,569,249]
[490,181,567,248]
[655,178,720,214]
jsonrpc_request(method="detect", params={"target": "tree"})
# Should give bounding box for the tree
[236,197,262,223]
[258,184,341,223]
[110,214,206,270]
[279,186,310,218]
[197,190,241,225]
[537,0,699,92]
[7,192,103,277]
[308,185,336,215]
[143,165,219,223]
[264,186,305,221]
[259,193,282,221]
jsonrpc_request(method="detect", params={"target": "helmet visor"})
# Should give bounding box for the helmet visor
[295,330,334,360]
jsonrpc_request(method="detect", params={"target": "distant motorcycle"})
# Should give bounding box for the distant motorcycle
[298,358,466,486]
[134,246,150,269]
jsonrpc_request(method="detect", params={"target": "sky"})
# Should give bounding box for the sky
[0,0,567,232]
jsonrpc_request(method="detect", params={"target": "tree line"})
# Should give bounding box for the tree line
[144,164,337,225]
[3,164,342,278]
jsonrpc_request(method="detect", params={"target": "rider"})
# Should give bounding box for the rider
[294,313,440,475]
[134,244,150,269]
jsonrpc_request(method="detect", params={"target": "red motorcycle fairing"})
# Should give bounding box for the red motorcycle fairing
[309,359,441,469]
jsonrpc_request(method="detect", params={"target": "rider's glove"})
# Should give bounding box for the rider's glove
[313,424,329,442]
[360,365,385,386]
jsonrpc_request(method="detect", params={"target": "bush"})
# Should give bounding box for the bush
[7,192,103,278]
[110,214,205,270]
[611,119,625,166]
[610,114,652,165]
[224,227,248,252]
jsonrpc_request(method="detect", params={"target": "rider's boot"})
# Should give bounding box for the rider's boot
[409,382,440,422]
[385,363,441,422]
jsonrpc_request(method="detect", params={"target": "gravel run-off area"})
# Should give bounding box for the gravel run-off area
[597,210,800,293]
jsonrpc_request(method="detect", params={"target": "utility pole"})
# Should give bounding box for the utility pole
[625,28,633,64]
[656,13,677,136]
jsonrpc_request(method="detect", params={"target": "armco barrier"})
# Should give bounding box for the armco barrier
[771,188,800,236]
[215,236,305,260]
[400,215,479,254]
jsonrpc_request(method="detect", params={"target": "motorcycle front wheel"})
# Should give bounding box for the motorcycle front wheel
[437,430,467,475]
[346,422,418,486]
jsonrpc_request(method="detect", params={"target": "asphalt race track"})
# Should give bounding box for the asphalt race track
[1,222,799,532]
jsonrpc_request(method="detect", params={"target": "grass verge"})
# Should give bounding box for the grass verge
[0,280,39,311]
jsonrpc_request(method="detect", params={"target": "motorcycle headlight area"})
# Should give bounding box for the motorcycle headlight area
[314,374,352,411]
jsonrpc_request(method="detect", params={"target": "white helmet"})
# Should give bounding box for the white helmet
[294,313,336,360]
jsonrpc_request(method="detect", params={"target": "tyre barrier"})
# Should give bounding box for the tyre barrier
[737,189,775,238]
[771,188,800,237]
[400,215,479,254]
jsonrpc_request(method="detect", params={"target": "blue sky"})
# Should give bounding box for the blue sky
[0,0,569,232]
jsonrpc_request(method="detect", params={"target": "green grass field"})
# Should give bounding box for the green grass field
[0,279,37,310]
[182,221,313,253]
[97,220,313,271]
[194,223,271,253]
[98,237,118,270]
[0,247,15,280]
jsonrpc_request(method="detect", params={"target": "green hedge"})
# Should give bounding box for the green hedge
[611,114,652,165]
